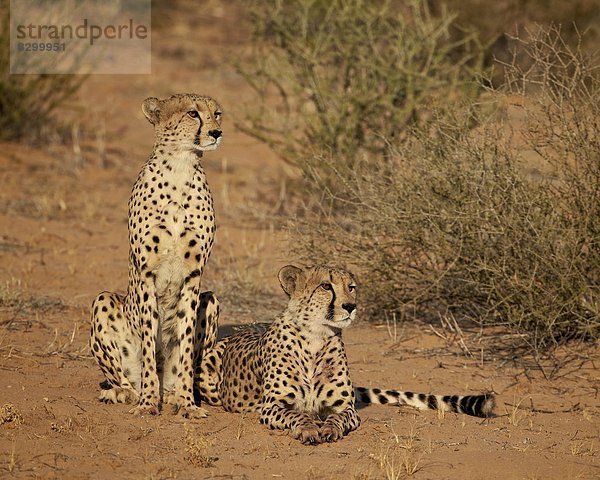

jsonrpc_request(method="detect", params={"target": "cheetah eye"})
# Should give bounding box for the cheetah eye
[348,284,356,292]
[187,110,199,118]
[214,111,222,118]
[320,283,332,291]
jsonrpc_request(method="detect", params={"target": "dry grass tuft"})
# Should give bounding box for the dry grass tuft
[50,417,73,434]
[0,404,24,427]
[372,443,426,479]
[184,425,218,468]
[0,280,66,316]
[504,397,529,427]
[0,280,22,309]
[371,419,429,479]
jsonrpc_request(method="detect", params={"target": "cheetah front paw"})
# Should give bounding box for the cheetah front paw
[129,404,160,416]
[178,405,209,419]
[292,424,321,445]
[164,391,208,418]
[99,386,139,405]
[319,424,344,443]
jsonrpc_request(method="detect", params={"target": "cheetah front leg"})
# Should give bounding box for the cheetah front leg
[314,336,361,442]
[90,292,141,405]
[164,291,222,410]
[164,274,209,418]
[315,382,361,442]
[130,275,161,416]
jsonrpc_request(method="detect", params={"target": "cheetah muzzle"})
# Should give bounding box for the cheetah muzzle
[194,265,495,445]
[90,93,223,419]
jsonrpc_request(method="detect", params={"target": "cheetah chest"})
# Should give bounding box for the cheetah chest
[289,338,336,416]
[134,155,216,312]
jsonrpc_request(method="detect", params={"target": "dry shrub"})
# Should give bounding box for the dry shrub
[235,0,483,172]
[291,26,599,352]
[0,1,84,142]
[237,1,599,353]
[436,0,600,69]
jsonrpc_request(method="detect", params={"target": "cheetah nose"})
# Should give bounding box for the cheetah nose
[342,303,356,314]
[208,129,222,139]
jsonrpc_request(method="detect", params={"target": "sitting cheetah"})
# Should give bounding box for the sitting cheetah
[90,94,222,418]
[194,265,494,444]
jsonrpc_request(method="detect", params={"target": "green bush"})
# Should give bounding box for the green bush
[0,4,84,142]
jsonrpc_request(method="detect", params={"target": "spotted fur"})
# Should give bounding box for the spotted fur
[90,93,223,418]
[194,265,494,445]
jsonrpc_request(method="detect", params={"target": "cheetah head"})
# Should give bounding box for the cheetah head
[142,93,223,153]
[278,264,357,331]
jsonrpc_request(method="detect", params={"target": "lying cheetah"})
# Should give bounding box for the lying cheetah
[90,94,222,418]
[194,265,495,444]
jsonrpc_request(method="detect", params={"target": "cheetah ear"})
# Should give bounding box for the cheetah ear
[142,97,162,125]
[278,265,305,297]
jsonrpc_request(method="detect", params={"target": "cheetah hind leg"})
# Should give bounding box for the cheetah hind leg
[90,291,141,405]
[193,291,226,408]
[162,291,220,418]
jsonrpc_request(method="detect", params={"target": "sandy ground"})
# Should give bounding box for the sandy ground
[1,2,598,479]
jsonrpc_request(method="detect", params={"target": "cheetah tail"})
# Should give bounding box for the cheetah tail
[354,387,495,418]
